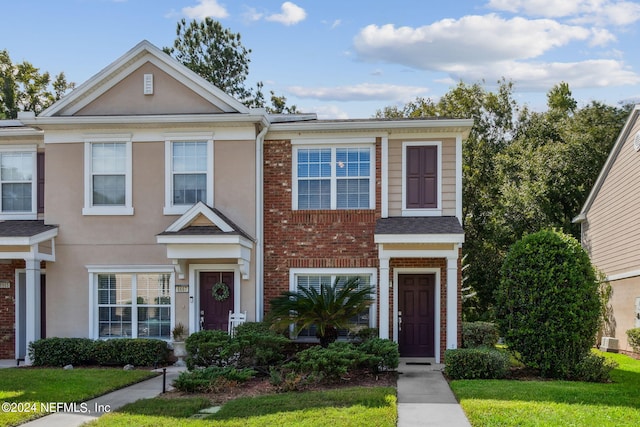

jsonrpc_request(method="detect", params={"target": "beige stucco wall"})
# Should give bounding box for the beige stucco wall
[583,118,640,276]
[43,134,258,338]
[388,137,457,216]
[76,62,223,116]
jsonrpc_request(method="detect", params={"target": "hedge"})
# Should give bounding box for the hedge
[444,348,510,380]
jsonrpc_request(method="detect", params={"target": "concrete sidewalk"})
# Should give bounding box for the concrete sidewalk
[19,366,185,427]
[397,358,472,427]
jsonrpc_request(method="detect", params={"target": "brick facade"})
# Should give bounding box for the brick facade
[0,260,26,359]
[263,139,382,306]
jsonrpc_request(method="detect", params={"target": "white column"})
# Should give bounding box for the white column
[24,259,41,365]
[446,256,459,350]
[378,256,390,339]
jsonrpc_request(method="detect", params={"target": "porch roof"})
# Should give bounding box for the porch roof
[374,216,464,244]
[0,220,58,244]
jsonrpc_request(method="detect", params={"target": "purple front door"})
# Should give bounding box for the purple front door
[199,271,234,331]
[398,274,435,357]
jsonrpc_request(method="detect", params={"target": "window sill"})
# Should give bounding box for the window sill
[0,212,38,220]
[82,206,134,216]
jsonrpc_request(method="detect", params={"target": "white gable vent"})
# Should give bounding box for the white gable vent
[634,131,640,152]
[143,74,154,95]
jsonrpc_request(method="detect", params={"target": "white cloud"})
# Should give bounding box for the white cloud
[242,6,263,23]
[287,83,429,102]
[182,0,228,19]
[266,2,306,26]
[486,0,640,26]
[304,104,351,120]
[354,15,596,71]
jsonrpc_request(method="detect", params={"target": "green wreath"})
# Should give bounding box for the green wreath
[212,282,230,302]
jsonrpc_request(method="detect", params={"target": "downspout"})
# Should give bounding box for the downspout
[255,124,269,321]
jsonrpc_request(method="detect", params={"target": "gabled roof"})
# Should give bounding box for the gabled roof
[574,104,640,223]
[39,40,250,117]
[158,201,253,241]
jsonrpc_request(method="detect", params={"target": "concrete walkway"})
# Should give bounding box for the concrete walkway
[17,365,185,427]
[397,358,472,427]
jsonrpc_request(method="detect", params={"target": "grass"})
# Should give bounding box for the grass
[449,351,640,426]
[84,386,397,427]
[0,367,157,427]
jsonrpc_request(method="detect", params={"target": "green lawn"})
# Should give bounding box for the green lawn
[0,368,157,427]
[450,351,640,426]
[85,386,397,427]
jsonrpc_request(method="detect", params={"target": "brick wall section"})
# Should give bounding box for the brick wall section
[0,260,25,359]
[263,139,382,309]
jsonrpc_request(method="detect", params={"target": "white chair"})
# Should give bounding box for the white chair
[228,310,247,337]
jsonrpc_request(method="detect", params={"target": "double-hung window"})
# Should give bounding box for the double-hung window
[164,134,213,215]
[289,269,376,340]
[293,143,374,210]
[91,270,173,340]
[0,147,37,218]
[83,136,133,215]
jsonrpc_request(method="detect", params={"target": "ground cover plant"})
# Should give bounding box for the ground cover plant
[450,351,640,426]
[0,368,156,427]
[84,386,397,427]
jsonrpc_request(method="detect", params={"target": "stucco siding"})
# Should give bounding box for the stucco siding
[607,276,640,352]
[388,137,457,216]
[584,118,640,276]
[76,62,223,116]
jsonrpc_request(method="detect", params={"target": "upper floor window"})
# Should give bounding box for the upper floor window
[0,146,37,219]
[293,145,374,210]
[164,135,213,215]
[83,136,133,216]
[402,142,441,216]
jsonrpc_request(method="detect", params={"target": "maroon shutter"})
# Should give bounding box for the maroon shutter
[37,152,45,213]
[406,146,437,209]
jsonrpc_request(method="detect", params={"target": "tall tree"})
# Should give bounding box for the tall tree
[0,49,74,119]
[164,18,298,113]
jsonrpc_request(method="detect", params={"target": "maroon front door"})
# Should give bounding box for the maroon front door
[398,274,435,357]
[199,272,234,331]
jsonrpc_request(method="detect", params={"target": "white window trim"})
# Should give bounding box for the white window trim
[292,144,375,210]
[83,135,133,216]
[401,141,442,216]
[288,267,378,333]
[164,134,214,215]
[0,145,38,220]
[87,265,175,340]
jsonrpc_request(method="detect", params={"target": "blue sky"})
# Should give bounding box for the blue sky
[2,0,640,118]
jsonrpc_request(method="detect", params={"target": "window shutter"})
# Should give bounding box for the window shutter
[406,145,437,209]
[37,152,45,213]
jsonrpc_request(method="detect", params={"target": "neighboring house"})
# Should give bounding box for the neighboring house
[575,104,640,354]
[0,40,472,364]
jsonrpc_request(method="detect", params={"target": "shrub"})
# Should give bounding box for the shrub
[351,327,379,343]
[495,230,602,378]
[29,337,96,366]
[444,348,510,380]
[174,366,257,393]
[627,328,640,353]
[570,352,618,382]
[357,338,399,372]
[185,330,233,370]
[94,339,169,367]
[462,321,499,348]
[232,325,290,371]
[287,342,364,380]
[28,337,169,367]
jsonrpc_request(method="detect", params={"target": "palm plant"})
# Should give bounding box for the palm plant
[268,277,373,347]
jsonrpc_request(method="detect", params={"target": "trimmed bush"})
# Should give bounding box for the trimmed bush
[627,328,640,353]
[185,330,233,370]
[287,342,364,380]
[462,321,499,349]
[174,366,257,393]
[232,324,290,370]
[570,352,618,382]
[29,337,96,366]
[28,337,169,367]
[94,339,169,366]
[495,230,602,378]
[357,338,399,372]
[444,348,510,380]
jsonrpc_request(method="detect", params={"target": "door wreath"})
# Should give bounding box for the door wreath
[212,282,230,301]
